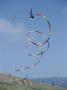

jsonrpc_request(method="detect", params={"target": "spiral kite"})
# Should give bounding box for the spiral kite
[13,12,51,73]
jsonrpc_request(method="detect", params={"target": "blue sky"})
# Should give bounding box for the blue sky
[0,0,67,78]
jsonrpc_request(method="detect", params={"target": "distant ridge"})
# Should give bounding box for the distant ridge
[31,77,67,88]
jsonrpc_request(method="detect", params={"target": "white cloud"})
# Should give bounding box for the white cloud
[0,18,27,43]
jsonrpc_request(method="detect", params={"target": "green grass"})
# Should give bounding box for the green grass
[0,82,66,90]
[0,73,66,90]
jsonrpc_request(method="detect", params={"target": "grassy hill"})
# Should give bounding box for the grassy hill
[0,74,66,90]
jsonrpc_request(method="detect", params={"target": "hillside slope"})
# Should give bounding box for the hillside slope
[0,74,66,90]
